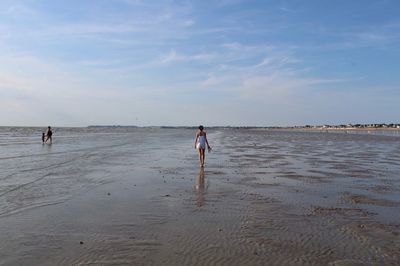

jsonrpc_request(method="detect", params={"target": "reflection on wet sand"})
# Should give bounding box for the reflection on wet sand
[195,168,207,207]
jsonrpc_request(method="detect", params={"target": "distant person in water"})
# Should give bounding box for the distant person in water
[42,132,45,143]
[194,125,211,167]
[45,126,53,144]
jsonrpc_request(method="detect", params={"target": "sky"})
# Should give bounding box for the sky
[0,0,399,127]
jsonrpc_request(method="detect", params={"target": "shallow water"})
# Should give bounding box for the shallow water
[0,127,399,265]
[0,127,195,217]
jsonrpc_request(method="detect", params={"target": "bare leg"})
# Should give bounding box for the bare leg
[199,149,205,167]
[201,149,205,167]
[198,149,202,167]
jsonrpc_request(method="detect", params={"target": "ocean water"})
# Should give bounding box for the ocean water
[0,127,197,218]
[1,127,400,265]
[1,127,400,219]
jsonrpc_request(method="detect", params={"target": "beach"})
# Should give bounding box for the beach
[0,127,399,265]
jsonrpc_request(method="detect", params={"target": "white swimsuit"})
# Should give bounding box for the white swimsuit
[197,135,206,149]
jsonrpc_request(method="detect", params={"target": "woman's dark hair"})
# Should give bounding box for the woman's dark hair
[199,125,204,130]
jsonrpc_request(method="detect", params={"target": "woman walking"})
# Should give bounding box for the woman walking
[194,125,211,167]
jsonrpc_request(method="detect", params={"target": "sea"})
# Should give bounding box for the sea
[1,126,400,265]
[1,126,400,217]
[0,127,198,217]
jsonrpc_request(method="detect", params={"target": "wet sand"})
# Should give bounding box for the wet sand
[0,128,399,265]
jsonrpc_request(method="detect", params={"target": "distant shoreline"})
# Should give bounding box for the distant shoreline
[263,127,400,132]
[87,125,400,131]
[1,124,399,130]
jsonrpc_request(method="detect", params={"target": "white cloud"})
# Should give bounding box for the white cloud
[120,0,143,5]
[157,50,215,65]
[182,19,195,27]
[42,23,143,36]
[1,3,37,16]
[237,73,342,100]
[215,0,244,7]
[0,52,202,126]
[1,1,396,126]
[251,55,301,70]
[79,59,125,68]
[201,74,227,87]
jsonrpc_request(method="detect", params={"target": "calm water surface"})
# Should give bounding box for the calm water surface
[1,127,399,265]
[0,127,196,217]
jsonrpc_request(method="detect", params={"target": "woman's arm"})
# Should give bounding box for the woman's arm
[205,133,211,149]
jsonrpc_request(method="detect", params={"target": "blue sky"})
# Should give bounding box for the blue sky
[0,0,399,126]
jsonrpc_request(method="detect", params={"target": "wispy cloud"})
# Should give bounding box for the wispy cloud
[0,53,170,126]
[1,3,38,16]
[0,1,398,126]
[78,59,126,68]
[251,55,301,70]
[43,23,143,36]
[182,19,195,27]
[214,0,244,7]
[157,50,215,65]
